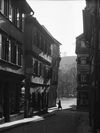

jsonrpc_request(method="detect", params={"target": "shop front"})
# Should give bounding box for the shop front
[29,83,50,115]
[0,70,24,123]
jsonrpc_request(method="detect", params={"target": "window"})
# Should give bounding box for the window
[2,35,9,61]
[34,60,38,75]
[0,0,24,31]
[17,9,19,28]
[0,0,4,14]
[44,40,47,54]
[48,43,51,55]
[5,37,9,61]
[81,41,86,48]
[0,33,23,66]
[22,14,25,32]
[39,35,42,49]
[0,34,11,62]
[38,62,42,76]
[40,36,44,51]
[81,74,88,83]
[4,0,9,18]
[11,40,16,64]
[19,12,22,30]
[81,59,86,65]
[34,32,37,46]
[8,0,12,21]
[43,65,46,78]
[18,45,22,66]
[81,75,86,82]
[0,34,2,58]
[36,32,39,47]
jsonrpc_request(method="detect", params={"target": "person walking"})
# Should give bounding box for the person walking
[57,99,62,110]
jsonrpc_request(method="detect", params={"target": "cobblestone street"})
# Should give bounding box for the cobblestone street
[0,98,91,133]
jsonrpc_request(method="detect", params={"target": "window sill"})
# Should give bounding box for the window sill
[0,59,22,70]
[0,12,23,33]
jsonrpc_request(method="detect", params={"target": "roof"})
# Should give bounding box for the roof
[42,25,62,46]
[15,0,34,14]
[76,33,84,40]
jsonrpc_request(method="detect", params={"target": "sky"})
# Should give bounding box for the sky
[27,0,86,57]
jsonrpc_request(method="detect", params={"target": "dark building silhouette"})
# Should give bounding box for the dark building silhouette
[76,34,90,110]
[77,0,100,131]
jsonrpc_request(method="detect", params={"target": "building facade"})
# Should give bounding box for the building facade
[76,34,90,110]
[0,0,61,124]
[47,32,61,107]
[24,16,61,117]
[83,0,100,131]
[0,0,33,122]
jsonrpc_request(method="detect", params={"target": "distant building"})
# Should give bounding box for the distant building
[76,33,90,110]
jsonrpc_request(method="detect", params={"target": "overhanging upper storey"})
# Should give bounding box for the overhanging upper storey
[13,0,34,14]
